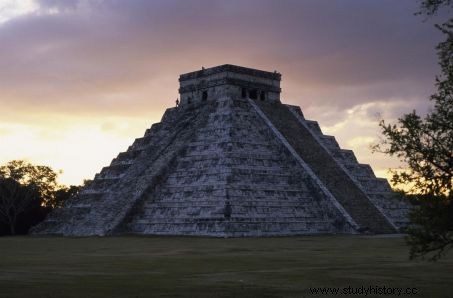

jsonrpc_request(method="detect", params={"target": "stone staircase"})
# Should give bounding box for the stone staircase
[286,105,411,229]
[254,101,397,234]
[125,98,353,236]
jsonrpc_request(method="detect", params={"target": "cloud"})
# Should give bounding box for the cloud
[0,0,38,24]
[37,0,79,11]
[0,0,442,114]
[0,0,443,184]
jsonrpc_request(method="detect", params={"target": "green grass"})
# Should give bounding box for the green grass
[0,235,452,298]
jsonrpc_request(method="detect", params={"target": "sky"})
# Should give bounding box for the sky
[0,0,444,186]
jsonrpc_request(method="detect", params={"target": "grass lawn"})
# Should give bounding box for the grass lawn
[0,235,452,298]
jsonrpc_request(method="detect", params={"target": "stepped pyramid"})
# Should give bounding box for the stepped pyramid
[33,64,410,236]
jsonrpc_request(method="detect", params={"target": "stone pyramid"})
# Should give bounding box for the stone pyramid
[33,64,410,236]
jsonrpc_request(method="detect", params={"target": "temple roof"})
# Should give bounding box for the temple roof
[179,64,281,81]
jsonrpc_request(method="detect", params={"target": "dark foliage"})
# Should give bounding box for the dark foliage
[0,160,81,236]
[0,178,41,235]
[418,0,453,16]
[407,194,453,260]
[375,0,453,260]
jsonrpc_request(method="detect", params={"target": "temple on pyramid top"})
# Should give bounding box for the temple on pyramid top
[33,64,411,237]
[179,64,282,105]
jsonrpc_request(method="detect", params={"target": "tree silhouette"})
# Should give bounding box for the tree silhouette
[375,0,453,260]
[0,160,80,235]
[0,178,39,235]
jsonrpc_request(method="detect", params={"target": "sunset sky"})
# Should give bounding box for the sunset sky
[0,0,444,186]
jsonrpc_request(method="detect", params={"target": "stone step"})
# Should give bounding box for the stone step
[340,149,359,164]
[187,140,276,148]
[168,166,294,177]
[144,122,163,137]
[321,135,341,151]
[287,105,305,119]
[86,178,121,192]
[157,184,308,193]
[147,189,313,200]
[343,163,376,178]
[113,149,144,163]
[183,151,283,160]
[143,200,318,208]
[78,190,112,201]
[138,202,247,208]
[356,178,392,193]
[138,212,323,221]
[175,158,288,169]
[133,216,330,224]
[164,174,303,187]
[304,120,323,135]
[129,221,335,235]
[98,162,132,176]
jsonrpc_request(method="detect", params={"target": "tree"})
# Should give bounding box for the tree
[0,160,60,208]
[375,0,453,260]
[418,0,452,16]
[0,160,77,235]
[0,178,40,235]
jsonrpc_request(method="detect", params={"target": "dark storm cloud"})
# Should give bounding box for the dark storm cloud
[0,0,442,116]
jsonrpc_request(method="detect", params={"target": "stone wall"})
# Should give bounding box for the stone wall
[178,64,281,105]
